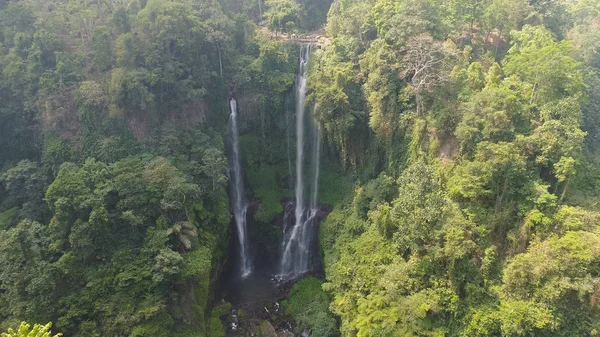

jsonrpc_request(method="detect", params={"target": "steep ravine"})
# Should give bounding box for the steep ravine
[216,45,329,337]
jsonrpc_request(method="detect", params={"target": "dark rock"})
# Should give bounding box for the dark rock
[259,321,278,337]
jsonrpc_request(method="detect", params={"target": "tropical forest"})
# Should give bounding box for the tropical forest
[1,0,600,336]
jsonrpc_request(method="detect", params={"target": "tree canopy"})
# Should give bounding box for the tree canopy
[1,0,600,336]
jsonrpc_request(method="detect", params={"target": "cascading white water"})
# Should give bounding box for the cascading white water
[280,46,321,279]
[292,45,309,266]
[228,98,252,278]
[258,0,263,18]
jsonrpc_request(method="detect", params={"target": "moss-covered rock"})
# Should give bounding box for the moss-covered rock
[258,321,277,337]
[211,301,232,319]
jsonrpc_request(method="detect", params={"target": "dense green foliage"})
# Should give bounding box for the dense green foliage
[1,322,61,337]
[0,153,231,336]
[312,0,600,336]
[2,0,600,336]
[0,0,318,336]
[283,277,339,337]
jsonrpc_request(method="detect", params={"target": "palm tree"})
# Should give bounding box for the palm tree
[166,221,197,251]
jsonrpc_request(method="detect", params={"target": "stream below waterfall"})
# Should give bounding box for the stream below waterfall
[218,200,328,337]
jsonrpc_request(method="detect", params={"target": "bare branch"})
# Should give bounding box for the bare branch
[401,33,459,115]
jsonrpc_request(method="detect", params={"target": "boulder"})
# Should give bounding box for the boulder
[259,321,278,337]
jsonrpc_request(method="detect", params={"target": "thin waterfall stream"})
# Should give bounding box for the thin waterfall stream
[228,98,252,278]
[279,45,321,280]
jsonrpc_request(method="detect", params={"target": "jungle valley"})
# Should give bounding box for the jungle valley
[1,0,600,336]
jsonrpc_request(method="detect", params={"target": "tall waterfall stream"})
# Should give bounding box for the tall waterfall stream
[228,98,253,278]
[279,45,321,280]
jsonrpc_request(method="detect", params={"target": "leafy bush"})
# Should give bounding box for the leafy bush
[282,278,339,337]
[0,208,17,230]
[318,168,354,207]
[207,317,225,337]
[1,322,61,337]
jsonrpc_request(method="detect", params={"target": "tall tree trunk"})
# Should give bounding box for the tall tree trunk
[494,31,502,60]
[80,32,87,54]
[470,19,474,43]
[559,178,570,204]
[218,45,223,79]
[495,177,509,213]
[530,82,537,105]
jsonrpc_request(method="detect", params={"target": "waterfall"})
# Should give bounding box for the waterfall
[228,98,252,278]
[280,45,321,279]
[258,0,263,18]
[292,45,309,268]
